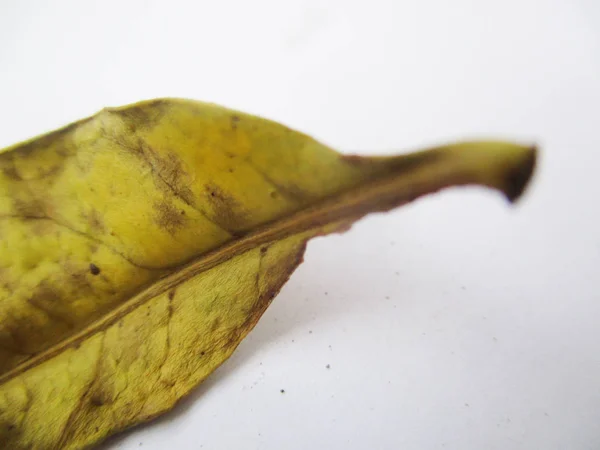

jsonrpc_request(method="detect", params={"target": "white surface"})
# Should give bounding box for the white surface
[1,1,599,449]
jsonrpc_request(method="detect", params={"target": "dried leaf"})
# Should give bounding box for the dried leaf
[0,98,537,449]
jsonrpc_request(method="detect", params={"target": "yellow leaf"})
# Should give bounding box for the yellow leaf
[0,98,536,449]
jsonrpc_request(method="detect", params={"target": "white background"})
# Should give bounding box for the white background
[1,1,599,449]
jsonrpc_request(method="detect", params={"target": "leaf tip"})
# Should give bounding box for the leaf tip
[503,144,538,203]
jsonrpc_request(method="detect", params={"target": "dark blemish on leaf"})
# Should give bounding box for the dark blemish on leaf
[260,246,268,254]
[228,168,235,173]
[87,209,105,233]
[168,290,176,300]
[125,140,195,205]
[13,198,46,219]
[341,155,371,166]
[230,115,241,130]
[504,146,537,202]
[90,396,105,407]
[180,210,185,215]
[7,424,15,431]
[2,164,22,181]
[204,183,248,231]
[27,281,74,327]
[210,317,221,332]
[270,191,278,199]
[200,351,206,356]
[89,263,101,275]
[154,201,186,235]
[112,100,169,131]
[118,321,124,328]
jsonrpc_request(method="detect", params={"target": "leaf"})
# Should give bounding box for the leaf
[0,98,537,449]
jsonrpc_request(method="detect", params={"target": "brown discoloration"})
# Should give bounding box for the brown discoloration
[245,159,307,203]
[154,151,194,205]
[27,282,73,328]
[112,100,170,132]
[90,396,105,407]
[0,120,81,160]
[204,183,248,231]
[504,146,537,202]
[89,264,101,276]
[154,201,186,235]
[125,140,195,206]
[341,154,372,166]
[210,317,221,333]
[230,115,241,130]
[168,290,176,301]
[12,198,46,219]
[1,162,22,181]
[86,209,105,233]
[342,149,444,176]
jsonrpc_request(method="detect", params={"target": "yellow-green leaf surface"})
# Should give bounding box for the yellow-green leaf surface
[0,98,537,449]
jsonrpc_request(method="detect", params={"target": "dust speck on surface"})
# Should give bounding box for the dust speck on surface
[280,389,285,394]
[326,364,330,369]
[89,263,100,275]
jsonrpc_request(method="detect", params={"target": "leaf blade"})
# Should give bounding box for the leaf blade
[0,98,537,449]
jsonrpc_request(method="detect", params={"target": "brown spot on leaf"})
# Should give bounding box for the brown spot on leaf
[27,281,73,328]
[89,264,101,276]
[90,395,105,407]
[122,140,195,205]
[86,209,105,233]
[210,317,221,332]
[12,198,46,218]
[168,290,176,300]
[230,115,241,130]
[342,155,371,166]
[204,183,248,231]
[112,100,169,132]
[1,163,21,181]
[154,201,186,235]
[504,145,537,202]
